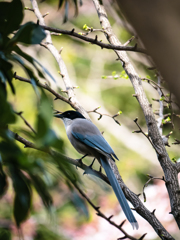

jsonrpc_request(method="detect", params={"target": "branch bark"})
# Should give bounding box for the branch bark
[30,0,89,119]
[92,0,180,237]
[41,26,146,54]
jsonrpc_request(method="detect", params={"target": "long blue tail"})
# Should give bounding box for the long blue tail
[101,157,138,229]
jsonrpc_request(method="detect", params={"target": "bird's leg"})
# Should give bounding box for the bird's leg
[88,158,96,169]
[77,154,88,165]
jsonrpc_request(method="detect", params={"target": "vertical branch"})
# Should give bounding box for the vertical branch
[157,75,163,136]
[30,0,90,119]
[92,0,180,231]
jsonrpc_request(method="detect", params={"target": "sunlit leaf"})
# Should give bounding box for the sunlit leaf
[7,22,46,47]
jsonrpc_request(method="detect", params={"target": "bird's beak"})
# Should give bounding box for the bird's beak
[54,113,63,118]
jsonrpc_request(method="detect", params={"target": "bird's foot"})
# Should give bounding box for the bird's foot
[77,154,88,165]
[88,158,96,169]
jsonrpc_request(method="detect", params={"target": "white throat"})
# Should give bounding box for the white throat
[62,118,73,132]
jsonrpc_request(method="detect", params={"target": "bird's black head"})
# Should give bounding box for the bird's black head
[54,110,85,120]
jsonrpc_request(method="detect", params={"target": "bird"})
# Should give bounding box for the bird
[54,110,138,229]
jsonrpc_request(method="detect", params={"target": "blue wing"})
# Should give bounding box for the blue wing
[72,132,118,161]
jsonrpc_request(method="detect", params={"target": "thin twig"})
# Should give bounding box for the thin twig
[133,118,161,155]
[41,26,146,54]
[88,107,121,125]
[142,175,165,202]
[14,111,36,134]
[172,139,180,145]
[72,181,141,240]
[123,36,136,46]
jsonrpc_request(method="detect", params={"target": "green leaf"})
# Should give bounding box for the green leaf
[0,0,24,37]
[0,53,15,94]
[9,165,31,227]
[7,22,46,47]
[10,54,40,97]
[160,96,165,101]
[13,46,56,82]
[0,156,8,198]
[112,71,116,76]
[166,116,171,122]
[0,87,16,127]
[35,91,54,146]
[120,70,129,79]
[83,24,89,30]
[101,75,107,79]
[118,110,122,115]
[113,75,119,80]
[0,229,11,240]
[30,173,52,209]
[71,190,89,218]
[162,116,171,124]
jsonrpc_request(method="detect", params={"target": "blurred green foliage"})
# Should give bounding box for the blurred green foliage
[0,0,83,235]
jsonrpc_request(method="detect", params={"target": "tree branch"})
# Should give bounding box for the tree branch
[41,26,146,54]
[30,0,89,119]
[72,181,142,240]
[176,162,180,173]
[92,0,179,237]
[14,111,36,134]
[142,175,165,202]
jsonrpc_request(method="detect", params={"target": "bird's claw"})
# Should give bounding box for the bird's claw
[76,154,88,166]
[89,158,96,169]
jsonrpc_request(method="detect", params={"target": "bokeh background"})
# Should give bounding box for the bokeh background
[1,0,180,239]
